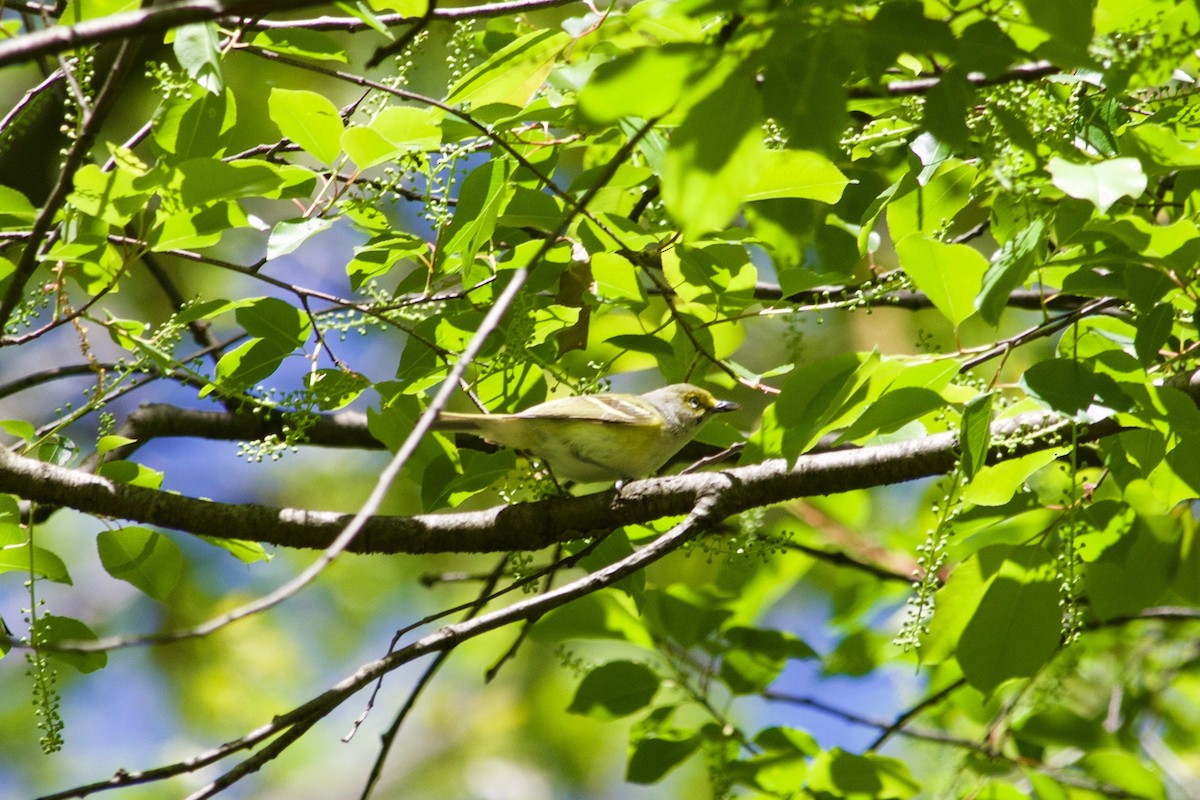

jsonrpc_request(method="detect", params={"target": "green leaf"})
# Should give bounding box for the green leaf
[153,87,236,160]
[97,527,182,601]
[661,67,763,238]
[1016,0,1094,64]
[149,202,243,251]
[744,149,848,204]
[1119,429,1167,477]
[197,535,273,564]
[823,629,879,676]
[267,217,335,260]
[1081,503,1177,621]
[343,106,442,169]
[719,626,817,694]
[1134,302,1174,366]
[885,162,976,241]
[268,88,344,165]
[755,726,820,756]
[626,732,702,785]
[0,184,37,229]
[578,44,714,123]
[960,392,994,481]
[956,545,1061,694]
[895,234,988,328]
[334,0,390,34]
[307,368,369,411]
[1079,749,1167,800]
[605,333,674,360]
[567,660,660,720]
[776,351,878,459]
[977,215,1048,326]
[836,387,946,444]
[250,29,348,62]
[1,419,37,442]
[957,19,1018,77]
[735,727,817,792]
[1121,123,1200,174]
[173,22,223,94]
[530,591,654,646]
[441,159,512,265]
[425,449,516,509]
[346,233,428,289]
[921,548,991,665]
[370,0,428,13]
[96,460,164,489]
[1048,156,1147,214]
[962,450,1059,507]
[0,543,72,584]
[761,27,849,152]
[498,186,563,229]
[644,587,732,648]
[372,105,441,150]
[209,339,291,395]
[176,159,287,208]
[592,251,645,305]
[60,0,140,23]
[34,615,106,674]
[806,749,920,799]
[69,162,150,225]
[96,435,136,455]
[1022,358,1098,415]
[235,296,312,348]
[446,30,570,109]
[924,68,973,151]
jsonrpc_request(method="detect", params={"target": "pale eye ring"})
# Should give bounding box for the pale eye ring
[688,396,703,410]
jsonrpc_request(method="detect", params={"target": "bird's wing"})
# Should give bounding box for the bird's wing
[517,394,661,426]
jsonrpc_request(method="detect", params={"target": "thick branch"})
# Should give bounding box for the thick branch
[116,403,381,452]
[0,0,583,69]
[0,0,328,68]
[0,410,1120,554]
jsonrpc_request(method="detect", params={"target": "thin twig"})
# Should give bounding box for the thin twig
[163,495,728,800]
[355,554,508,800]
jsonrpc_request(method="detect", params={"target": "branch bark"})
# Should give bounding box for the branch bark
[0,0,328,68]
[0,409,1123,554]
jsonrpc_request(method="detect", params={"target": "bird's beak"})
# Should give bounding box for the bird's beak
[713,400,739,413]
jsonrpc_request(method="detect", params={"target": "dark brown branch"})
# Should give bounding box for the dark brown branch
[848,60,1058,98]
[246,0,585,31]
[0,408,1126,556]
[782,541,913,584]
[111,403,380,456]
[365,0,436,68]
[0,0,328,69]
[753,282,1095,312]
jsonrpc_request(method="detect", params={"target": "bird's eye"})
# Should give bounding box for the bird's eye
[688,396,703,410]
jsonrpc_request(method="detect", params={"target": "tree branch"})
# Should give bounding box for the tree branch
[0,0,329,69]
[246,0,587,31]
[0,408,1127,555]
[41,494,726,800]
[847,60,1058,98]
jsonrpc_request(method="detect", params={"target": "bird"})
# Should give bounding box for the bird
[431,383,739,482]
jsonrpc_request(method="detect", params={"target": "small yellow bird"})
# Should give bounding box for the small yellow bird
[431,383,739,482]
